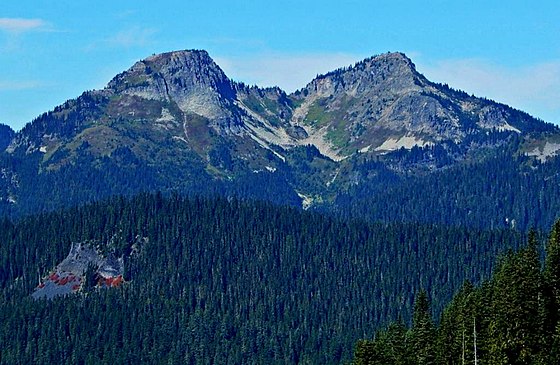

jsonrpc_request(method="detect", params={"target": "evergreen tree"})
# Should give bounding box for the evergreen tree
[436,281,478,365]
[487,233,544,364]
[83,262,98,291]
[353,321,411,365]
[544,220,560,362]
[412,290,436,365]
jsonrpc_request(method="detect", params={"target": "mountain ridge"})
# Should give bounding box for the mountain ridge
[4,49,555,160]
[1,49,560,224]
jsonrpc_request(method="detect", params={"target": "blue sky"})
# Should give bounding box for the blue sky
[1,1,559,130]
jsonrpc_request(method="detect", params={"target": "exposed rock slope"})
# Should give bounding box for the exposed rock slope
[32,242,124,300]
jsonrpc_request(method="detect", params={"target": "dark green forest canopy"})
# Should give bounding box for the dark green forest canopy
[0,194,525,364]
[353,224,560,365]
[3,136,560,232]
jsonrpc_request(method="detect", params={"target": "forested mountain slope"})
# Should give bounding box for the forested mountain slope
[0,194,524,364]
[0,124,14,151]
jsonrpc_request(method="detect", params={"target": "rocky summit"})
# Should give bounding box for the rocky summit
[293,52,558,159]
[107,50,240,133]
[0,49,559,227]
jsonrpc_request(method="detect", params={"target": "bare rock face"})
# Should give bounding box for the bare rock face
[32,242,125,300]
[107,50,242,134]
[290,53,460,156]
[289,52,551,156]
[304,52,422,97]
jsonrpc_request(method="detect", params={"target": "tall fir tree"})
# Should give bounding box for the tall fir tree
[487,232,544,364]
[545,220,560,362]
[412,290,436,365]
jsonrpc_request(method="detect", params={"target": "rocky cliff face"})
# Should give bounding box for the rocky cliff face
[107,50,243,134]
[32,242,125,300]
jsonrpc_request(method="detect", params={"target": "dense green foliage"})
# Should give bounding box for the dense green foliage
[0,147,302,218]
[335,146,560,231]
[3,133,560,234]
[0,194,523,364]
[0,124,14,151]
[353,223,560,364]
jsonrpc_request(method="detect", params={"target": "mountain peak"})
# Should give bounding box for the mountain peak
[6,49,555,169]
[364,52,419,75]
[107,49,236,121]
[291,51,553,157]
[368,51,414,64]
[140,49,220,77]
[300,51,423,100]
[144,49,210,62]
[107,49,230,93]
